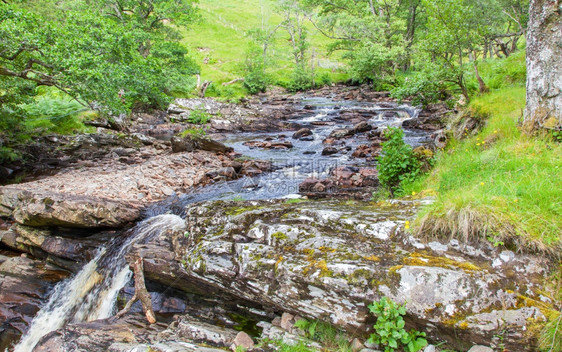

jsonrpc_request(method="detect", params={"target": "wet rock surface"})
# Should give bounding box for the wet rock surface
[0,255,69,351]
[126,199,552,351]
[0,188,142,228]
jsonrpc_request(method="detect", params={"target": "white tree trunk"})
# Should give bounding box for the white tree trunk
[524,0,562,131]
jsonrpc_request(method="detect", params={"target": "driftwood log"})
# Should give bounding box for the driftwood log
[222,78,244,86]
[114,258,156,324]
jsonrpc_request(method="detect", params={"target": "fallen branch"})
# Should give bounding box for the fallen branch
[114,258,156,324]
[222,78,244,86]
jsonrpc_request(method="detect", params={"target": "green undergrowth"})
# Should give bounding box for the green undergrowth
[402,85,562,263]
[402,86,562,257]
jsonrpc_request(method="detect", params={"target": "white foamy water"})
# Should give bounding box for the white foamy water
[13,214,185,352]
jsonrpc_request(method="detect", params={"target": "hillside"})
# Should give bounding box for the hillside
[181,0,348,98]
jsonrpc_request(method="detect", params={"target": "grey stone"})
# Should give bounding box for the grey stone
[467,346,494,352]
[230,332,254,351]
[128,200,552,351]
[351,338,365,352]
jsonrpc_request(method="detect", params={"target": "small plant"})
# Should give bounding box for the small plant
[187,108,212,124]
[287,66,314,92]
[367,297,427,352]
[179,127,207,139]
[294,319,353,351]
[376,128,421,195]
[551,129,562,143]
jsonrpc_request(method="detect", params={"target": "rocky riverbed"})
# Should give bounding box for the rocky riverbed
[0,86,557,352]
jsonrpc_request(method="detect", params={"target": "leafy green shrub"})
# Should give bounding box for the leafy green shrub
[244,70,269,94]
[243,46,269,94]
[317,72,332,87]
[287,66,313,92]
[21,89,89,135]
[377,127,421,193]
[179,128,207,139]
[368,297,427,352]
[483,50,526,89]
[391,68,452,108]
[187,108,212,124]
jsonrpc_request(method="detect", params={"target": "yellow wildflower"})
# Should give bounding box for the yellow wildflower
[480,182,485,186]
[405,221,410,230]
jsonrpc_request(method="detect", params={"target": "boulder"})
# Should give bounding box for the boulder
[292,128,313,139]
[329,129,354,139]
[171,136,195,153]
[33,313,238,352]
[243,141,293,150]
[0,188,142,228]
[353,122,373,133]
[321,147,339,156]
[195,138,233,154]
[128,200,553,351]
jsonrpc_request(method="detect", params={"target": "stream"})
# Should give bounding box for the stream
[12,96,429,351]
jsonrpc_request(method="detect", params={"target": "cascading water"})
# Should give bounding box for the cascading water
[13,214,186,352]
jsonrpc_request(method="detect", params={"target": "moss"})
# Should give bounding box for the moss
[363,255,380,262]
[272,231,288,240]
[403,252,481,273]
[224,205,265,216]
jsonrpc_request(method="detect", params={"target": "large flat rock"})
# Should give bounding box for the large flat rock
[128,199,555,351]
[0,187,142,228]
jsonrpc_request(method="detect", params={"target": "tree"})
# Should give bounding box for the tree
[302,0,406,85]
[524,0,562,132]
[278,0,314,91]
[0,0,198,116]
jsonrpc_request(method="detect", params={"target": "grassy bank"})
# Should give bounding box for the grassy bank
[402,87,562,257]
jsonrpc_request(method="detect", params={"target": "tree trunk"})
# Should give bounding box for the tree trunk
[524,0,562,132]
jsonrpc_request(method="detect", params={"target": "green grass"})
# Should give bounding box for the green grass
[181,0,349,98]
[402,86,562,256]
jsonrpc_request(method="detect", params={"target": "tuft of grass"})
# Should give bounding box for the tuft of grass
[401,86,562,258]
[293,319,353,352]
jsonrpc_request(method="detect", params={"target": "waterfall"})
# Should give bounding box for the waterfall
[13,214,185,352]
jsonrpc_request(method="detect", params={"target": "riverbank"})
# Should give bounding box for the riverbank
[0,86,560,352]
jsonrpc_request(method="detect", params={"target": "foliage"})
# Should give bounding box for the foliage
[367,297,427,352]
[403,86,562,256]
[179,128,207,139]
[293,319,352,351]
[186,108,213,124]
[0,0,199,116]
[391,67,453,108]
[244,45,269,94]
[540,311,562,352]
[286,66,314,92]
[377,128,421,193]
